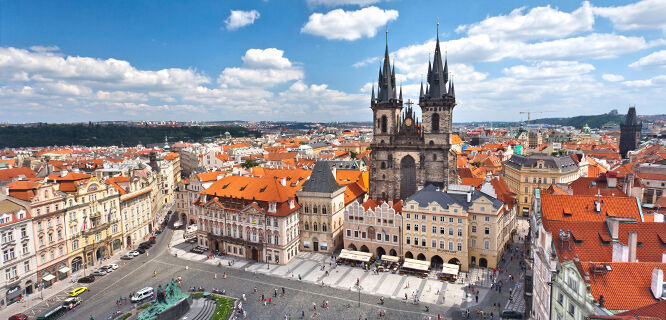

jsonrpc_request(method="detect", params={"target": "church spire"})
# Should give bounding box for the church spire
[419,80,424,98]
[377,26,395,102]
[371,84,375,102]
[427,19,447,99]
[399,84,403,101]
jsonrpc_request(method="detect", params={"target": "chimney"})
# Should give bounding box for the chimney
[280,177,287,187]
[662,252,666,263]
[654,213,664,223]
[651,268,664,300]
[60,170,68,178]
[606,218,619,241]
[607,176,617,188]
[331,165,337,179]
[628,232,638,262]
[612,242,628,262]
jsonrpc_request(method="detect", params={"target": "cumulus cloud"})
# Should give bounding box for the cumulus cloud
[593,0,666,31]
[623,75,666,87]
[301,6,398,41]
[602,74,624,82]
[502,61,595,79]
[457,2,594,41]
[629,50,666,69]
[224,10,260,30]
[218,48,303,87]
[306,0,382,7]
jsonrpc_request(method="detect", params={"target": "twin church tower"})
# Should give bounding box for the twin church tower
[369,28,458,201]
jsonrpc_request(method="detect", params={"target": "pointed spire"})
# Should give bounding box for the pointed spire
[419,80,424,98]
[450,81,455,98]
[377,27,394,102]
[399,85,403,101]
[427,19,446,98]
[443,52,449,84]
[371,84,375,102]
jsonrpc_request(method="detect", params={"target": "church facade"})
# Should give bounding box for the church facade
[369,32,458,201]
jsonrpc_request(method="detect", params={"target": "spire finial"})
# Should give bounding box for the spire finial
[385,25,388,47]
[436,17,440,41]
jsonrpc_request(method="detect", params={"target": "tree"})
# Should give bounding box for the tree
[241,159,259,169]
[349,151,358,159]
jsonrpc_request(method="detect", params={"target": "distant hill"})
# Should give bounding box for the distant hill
[530,113,627,129]
[0,124,260,148]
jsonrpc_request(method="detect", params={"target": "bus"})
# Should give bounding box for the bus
[37,305,65,320]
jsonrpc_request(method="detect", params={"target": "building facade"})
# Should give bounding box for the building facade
[504,154,587,216]
[297,161,346,253]
[0,198,37,309]
[343,200,402,257]
[401,184,510,272]
[369,33,457,201]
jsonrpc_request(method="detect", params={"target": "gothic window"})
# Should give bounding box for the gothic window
[313,223,318,231]
[322,223,327,232]
[313,206,318,214]
[429,141,434,145]
[322,207,327,214]
[381,115,387,133]
[304,206,309,213]
[432,113,440,131]
[381,162,386,169]
[433,153,437,161]
[304,222,309,230]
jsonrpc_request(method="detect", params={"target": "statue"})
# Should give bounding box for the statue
[137,280,190,320]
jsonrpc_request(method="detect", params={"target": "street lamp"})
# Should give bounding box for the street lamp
[354,283,363,307]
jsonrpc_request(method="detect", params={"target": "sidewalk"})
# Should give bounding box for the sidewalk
[2,247,132,318]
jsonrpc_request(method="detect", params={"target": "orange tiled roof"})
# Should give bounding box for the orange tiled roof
[461,177,483,189]
[164,152,179,160]
[196,171,227,182]
[201,175,298,216]
[568,176,626,197]
[540,194,642,222]
[0,167,36,182]
[223,143,251,151]
[451,134,463,144]
[7,180,40,201]
[265,152,298,162]
[617,300,666,319]
[581,262,666,311]
[344,181,366,205]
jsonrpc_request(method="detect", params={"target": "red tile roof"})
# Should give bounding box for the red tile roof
[540,194,642,222]
[0,167,36,182]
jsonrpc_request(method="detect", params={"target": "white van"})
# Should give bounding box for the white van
[131,287,154,302]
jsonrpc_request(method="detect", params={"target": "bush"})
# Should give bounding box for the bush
[209,295,234,320]
[119,313,132,320]
[138,302,151,310]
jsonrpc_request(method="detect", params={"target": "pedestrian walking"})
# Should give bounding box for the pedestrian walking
[261,294,264,301]
[475,295,479,303]
[274,288,278,297]
[214,273,217,279]
[269,298,272,304]
[254,286,257,294]
[313,302,317,310]
[264,299,267,306]
[282,287,285,295]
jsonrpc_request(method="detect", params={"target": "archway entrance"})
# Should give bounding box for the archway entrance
[360,245,369,253]
[251,248,259,261]
[389,249,397,256]
[400,156,417,199]
[405,251,413,259]
[112,239,121,252]
[479,258,488,268]
[431,255,443,269]
[417,253,426,261]
[25,281,33,294]
[471,256,476,267]
[448,258,461,265]
[376,247,386,258]
[96,247,106,261]
[180,213,187,225]
[126,236,132,248]
[313,237,319,252]
[71,257,83,273]
[347,244,357,251]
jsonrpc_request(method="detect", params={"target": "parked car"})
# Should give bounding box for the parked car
[149,236,156,244]
[9,313,28,320]
[91,269,107,276]
[190,246,205,254]
[121,254,134,260]
[107,263,118,270]
[131,287,154,303]
[62,297,81,310]
[501,310,524,319]
[129,251,140,257]
[68,287,87,297]
[137,247,146,254]
[139,242,151,249]
[100,266,113,273]
[77,275,95,283]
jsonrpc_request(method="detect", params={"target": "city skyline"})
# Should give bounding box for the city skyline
[1,0,665,123]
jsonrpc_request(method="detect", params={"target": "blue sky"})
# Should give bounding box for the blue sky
[0,0,664,123]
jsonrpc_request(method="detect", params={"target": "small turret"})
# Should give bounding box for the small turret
[419,81,424,98]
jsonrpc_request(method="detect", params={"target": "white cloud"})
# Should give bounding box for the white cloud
[457,2,594,41]
[623,75,666,87]
[502,61,595,79]
[218,48,303,87]
[306,0,382,7]
[593,0,666,31]
[517,33,655,61]
[301,6,398,41]
[29,45,60,53]
[629,50,666,69]
[224,10,260,31]
[602,74,624,82]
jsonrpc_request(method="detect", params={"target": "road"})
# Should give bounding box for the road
[25,217,530,320]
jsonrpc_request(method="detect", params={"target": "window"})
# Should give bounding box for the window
[421,215,426,220]
[354,230,359,238]
[448,241,453,251]
[361,231,366,239]
[458,218,462,224]
[568,304,575,316]
[457,242,462,251]
[485,227,490,235]
[414,224,418,231]
[346,229,351,237]
[72,240,79,250]
[484,216,490,222]
[568,277,579,292]
[484,240,490,249]
[20,227,26,238]
[440,227,445,234]
[472,225,477,233]
[40,254,45,264]
[449,228,453,236]
[406,223,411,231]
[471,239,476,248]
[432,216,436,222]
[406,236,410,245]
[274,235,279,244]
[557,293,563,305]
[440,216,445,222]
[322,207,327,214]
[377,233,382,241]
[421,225,425,232]
[414,237,419,246]
[431,239,436,248]
[24,260,30,272]
[393,235,398,243]
[385,234,389,241]
[472,215,477,221]
[449,217,454,223]
[421,238,426,247]
[439,240,445,249]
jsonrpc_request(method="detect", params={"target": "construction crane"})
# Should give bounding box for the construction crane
[519,111,552,129]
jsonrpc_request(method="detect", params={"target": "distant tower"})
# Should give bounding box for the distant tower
[163,136,170,152]
[619,107,642,158]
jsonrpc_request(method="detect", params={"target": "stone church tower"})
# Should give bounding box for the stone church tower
[619,106,642,159]
[369,31,458,201]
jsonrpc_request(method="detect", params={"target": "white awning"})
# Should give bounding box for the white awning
[338,249,372,262]
[440,263,460,275]
[58,267,71,273]
[42,274,56,281]
[402,258,430,271]
[380,255,399,262]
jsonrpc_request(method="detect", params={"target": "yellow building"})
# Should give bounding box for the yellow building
[401,184,514,271]
[503,154,587,216]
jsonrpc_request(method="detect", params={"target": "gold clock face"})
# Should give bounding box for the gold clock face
[405,118,413,126]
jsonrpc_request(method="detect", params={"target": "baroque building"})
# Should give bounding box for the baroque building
[369,30,457,201]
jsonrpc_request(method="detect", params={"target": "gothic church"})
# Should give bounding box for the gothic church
[369,31,458,201]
